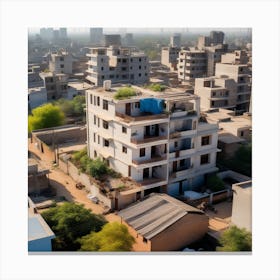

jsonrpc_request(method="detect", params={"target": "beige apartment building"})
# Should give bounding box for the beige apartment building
[161,46,181,71]
[85,46,149,86]
[86,84,219,197]
[49,51,74,75]
[194,50,251,112]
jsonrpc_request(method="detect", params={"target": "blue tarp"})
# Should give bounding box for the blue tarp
[140,98,164,114]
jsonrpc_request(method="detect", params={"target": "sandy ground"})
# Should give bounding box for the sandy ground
[28,139,148,251]
[206,201,232,238]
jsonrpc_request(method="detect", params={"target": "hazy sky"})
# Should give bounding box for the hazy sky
[29,27,250,35]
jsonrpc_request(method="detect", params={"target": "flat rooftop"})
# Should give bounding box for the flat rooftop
[87,84,199,103]
[68,81,93,91]
[118,193,204,240]
[204,109,252,129]
[28,214,55,241]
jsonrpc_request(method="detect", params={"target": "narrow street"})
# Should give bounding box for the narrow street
[28,139,148,251]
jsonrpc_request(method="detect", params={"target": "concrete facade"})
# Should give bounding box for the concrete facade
[86,85,219,197]
[49,51,74,74]
[85,47,149,86]
[161,47,180,71]
[231,181,252,232]
[28,87,48,110]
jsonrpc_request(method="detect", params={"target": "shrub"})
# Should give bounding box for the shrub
[114,87,136,100]
[147,83,166,92]
[86,158,108,179]
[217,226,252,251]
[206,174,225,192]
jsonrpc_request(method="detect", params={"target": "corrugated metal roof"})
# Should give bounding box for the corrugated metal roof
[118,193,203,240]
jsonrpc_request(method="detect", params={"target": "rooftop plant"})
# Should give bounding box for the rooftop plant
[114,87,137,100]
[147,83,166,92]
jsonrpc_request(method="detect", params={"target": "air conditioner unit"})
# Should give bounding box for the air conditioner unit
[103,80,111,91]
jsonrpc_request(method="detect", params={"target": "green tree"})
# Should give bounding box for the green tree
[217,226,252,251]
[72,95,86,116]
[41,202,107,251]
[79,222,135,252]
[55,98,74,116]
[28,103,65,132]
[206,174,225,192]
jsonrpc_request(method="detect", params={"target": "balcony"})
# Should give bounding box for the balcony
[131,135,168,144]
[170,110,197,119]
[169,166,193,179]
[138,177,166,186]
[169,129,195,139]
[132,155,167,165]
[116,111,168,123]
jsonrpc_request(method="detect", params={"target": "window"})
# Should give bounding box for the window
[60,57,64,61]
[94,115,96,125]
[90,94,93,104]
[138,73,142,77]
[109,67,114,71]
[97,118,100,127]
[104,139,109,147]
[94,96,96,105]
[240,131,244,137]
[180,159,185,167]
[101,58,104,62]
[212,92,216,97]
[122,59,127,63]
[145,73,147,76]
[140,148,145,157]
[97,96,100,106]
[103,120,109,129]
[211,101,215,106]
[122,75,127,79]
[109,75,114,79]
[122,146,127,154]
[201,136,210,146]
[103,100,108,110]
[130,58,133,62]
[101,67,104,71]
[60,64,64,68]
[98,135,100,144]
[174,141,178,148]
[122,126,127,134]
[93,133,96,142]
[101,75,105,79]
[121,67,127,71]
[200,154,210,165]
[139,58,142,62]
[117,58,121,62]
[135,102,140,109]
[139,65,142,69]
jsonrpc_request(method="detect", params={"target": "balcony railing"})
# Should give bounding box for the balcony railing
[116,111,168,123]
[131,135,168,144]
[132,155,167,165]
[138,177,165,186]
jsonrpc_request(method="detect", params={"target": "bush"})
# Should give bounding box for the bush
[206,174,225,192]
[217,226,252,251]
[79,222,135,251]
[147,83,166,92]
[86,158,108,179]
[28,103,65,132]
[114,87,136,100]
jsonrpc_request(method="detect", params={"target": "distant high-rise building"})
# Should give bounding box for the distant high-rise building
[104,34,121,47]
[209,31,224,45]
[198,30,224,49]
[40,28,54,41]
[170,33,181,48]
[123,33,134,46]
[59,28,67,39]
[53,30,60,43]
[90,28,103,44]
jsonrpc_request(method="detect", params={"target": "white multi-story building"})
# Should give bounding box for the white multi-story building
[85,46,149,86]
[86,84,219,197]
